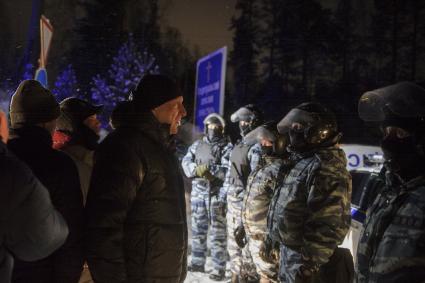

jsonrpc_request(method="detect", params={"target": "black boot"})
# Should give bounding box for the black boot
[188,264,205,273]
[209,269,226,281]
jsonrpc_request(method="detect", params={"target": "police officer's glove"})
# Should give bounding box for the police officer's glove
[234,225,247,248]
[195,164,209,177]
[259,237,279,264]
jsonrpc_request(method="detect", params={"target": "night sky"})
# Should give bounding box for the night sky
[162,0,237,54]
[161,0,338,55]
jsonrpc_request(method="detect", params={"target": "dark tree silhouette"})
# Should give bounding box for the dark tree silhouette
[230,0,260,107]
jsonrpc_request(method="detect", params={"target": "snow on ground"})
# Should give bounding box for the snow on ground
[185,255,231,283]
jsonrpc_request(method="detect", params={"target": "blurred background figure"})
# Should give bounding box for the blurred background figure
[109,100,133,130]
[54,97,103,205]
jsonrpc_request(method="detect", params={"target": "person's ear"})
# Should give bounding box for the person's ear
[0,111,9,143]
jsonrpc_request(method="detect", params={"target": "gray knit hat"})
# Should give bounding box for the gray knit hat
[9,80,60,127]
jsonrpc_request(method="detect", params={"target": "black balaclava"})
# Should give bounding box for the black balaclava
[288,128,307,151]
[380,116,425,181]
[261,144,273,156]
[207,126,223,142]
[239,121,251,137]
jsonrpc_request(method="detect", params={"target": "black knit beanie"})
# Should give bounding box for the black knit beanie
[132,74,181,111]
[9,80,60,128]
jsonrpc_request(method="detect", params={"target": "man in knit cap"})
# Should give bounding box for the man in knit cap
[85,74,188,283]
[53,97,103,205]
[53,97,103,283]
[0,109,69,283]
[8,80,84,283]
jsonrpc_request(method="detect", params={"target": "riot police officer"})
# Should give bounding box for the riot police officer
[268,102,352,283]
[236,121,290,283]
[356,82,425,283]
[182,113,232,281]
[224,104,263,283]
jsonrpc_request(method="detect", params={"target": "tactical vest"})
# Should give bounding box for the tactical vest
[194,140,223,167]
[228,141,251,187]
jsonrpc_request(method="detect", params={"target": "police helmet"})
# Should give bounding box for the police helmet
[358,82,425,134]
[277,102,339,148]
[230,104,263,136]
[203,113,226,134]
[245,121,288,156]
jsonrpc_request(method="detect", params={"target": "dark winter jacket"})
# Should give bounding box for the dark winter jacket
[0,141,68,283]
[85,112,188,283]
[53,127,98,205]
[8,126,84,283]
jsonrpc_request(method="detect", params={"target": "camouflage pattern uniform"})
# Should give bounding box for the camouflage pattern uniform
[242,156,286,282]
[356,173,425,283]
[268,147,351,282]
[224,141,262,276]
[182,136,232,272]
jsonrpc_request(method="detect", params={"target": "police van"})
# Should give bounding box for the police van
[339,144,384,263]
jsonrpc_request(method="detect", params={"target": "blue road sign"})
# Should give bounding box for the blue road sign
[194,47,227,131]
[35,67,48,88]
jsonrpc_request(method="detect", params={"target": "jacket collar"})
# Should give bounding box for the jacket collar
[9,125,53,148]
[121,111,171,148]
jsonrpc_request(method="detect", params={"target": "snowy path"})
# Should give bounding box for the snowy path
[184,256,231,283]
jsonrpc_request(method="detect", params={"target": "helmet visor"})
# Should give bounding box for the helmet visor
[277,108,316,134]
[244,125,276,145]
[358,82,425,122]
[203,113,226,128]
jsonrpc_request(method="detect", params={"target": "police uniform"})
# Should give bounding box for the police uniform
[268,147,351,282]
[242,155,285,282]
[356,173,425,282]
[224,141,262,276]
[182,136,232,273]
[356,82,425,283]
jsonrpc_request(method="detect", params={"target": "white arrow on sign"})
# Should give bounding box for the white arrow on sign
[39,15,53,68]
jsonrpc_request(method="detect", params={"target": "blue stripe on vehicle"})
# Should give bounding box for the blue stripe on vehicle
[351,207,366,223]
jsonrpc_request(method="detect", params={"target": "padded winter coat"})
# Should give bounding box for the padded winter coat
[0,141,68,283]
[85,112,188,283]
[8,126,84,283]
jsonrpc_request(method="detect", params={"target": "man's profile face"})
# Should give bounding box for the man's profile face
[84,114,101,135]
[153,96,187,135]
[0,111,9,143]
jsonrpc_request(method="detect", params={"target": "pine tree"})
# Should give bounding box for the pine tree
[258,0,286,118]
[52,64,78,102]
[230,0,260,107]
[72,0,129,92]
[90,35,159,124]
[21,63,34,82]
